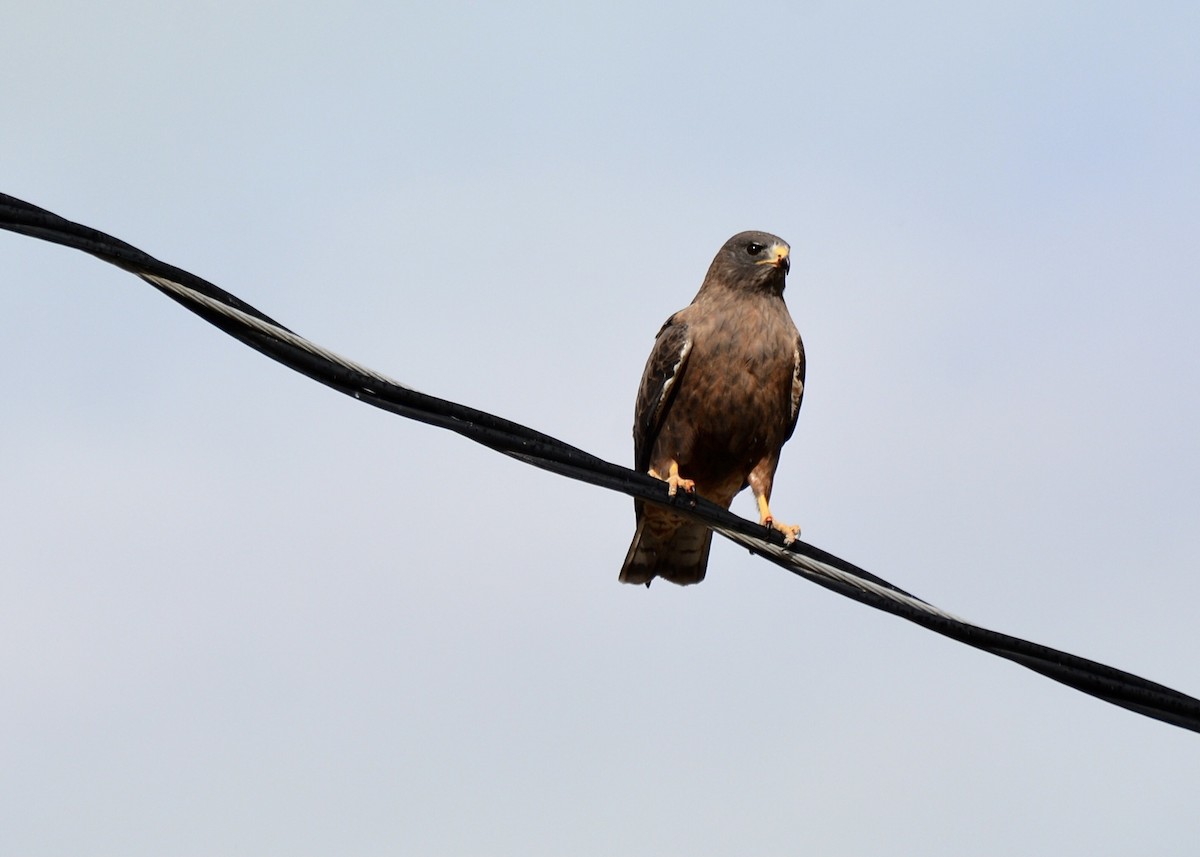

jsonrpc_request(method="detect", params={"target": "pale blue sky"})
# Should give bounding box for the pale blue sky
[3,2,1199,854]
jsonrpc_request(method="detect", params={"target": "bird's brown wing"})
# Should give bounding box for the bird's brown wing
[783,333,806,442]
[633,313,693,473]
[621,313,710,586]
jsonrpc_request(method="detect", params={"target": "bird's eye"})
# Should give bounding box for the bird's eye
[746,242,765,256]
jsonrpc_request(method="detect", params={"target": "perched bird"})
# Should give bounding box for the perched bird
[619,231,805,586]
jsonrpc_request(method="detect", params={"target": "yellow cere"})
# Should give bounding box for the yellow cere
[755,244,790,265]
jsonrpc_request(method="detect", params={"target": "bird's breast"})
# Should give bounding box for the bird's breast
[656,298,798,490]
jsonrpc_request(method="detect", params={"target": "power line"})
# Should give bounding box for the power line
[3,190,1198,734]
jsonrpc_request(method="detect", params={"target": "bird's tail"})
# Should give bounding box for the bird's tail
[619,513,713,587]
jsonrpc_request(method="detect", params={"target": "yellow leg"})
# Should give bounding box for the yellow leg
[756,494,800,544]
[648,460,696,497]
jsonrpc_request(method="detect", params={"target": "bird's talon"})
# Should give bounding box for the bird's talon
[650,463,696,498]
[761,515,801,545]
[668,474,696,497]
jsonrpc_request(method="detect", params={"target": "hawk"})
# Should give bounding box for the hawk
[619,231,805,586]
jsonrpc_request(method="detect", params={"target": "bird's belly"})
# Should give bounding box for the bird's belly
[653,351,792,505]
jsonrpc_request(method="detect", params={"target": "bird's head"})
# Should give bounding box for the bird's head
[703,231,791,296]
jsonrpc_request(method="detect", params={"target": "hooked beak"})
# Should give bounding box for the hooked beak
[756,243,790,274]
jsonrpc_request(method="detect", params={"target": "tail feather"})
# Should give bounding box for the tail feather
[619,513,713,587]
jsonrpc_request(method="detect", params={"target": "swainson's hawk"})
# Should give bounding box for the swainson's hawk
[620,231,804,586]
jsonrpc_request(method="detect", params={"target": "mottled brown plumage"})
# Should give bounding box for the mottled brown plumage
[619,231,805,586]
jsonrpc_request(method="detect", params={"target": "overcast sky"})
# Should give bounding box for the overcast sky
[3,2,1199,854]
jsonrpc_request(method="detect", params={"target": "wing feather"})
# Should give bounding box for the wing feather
[784,334,806,441]
[633,315,692,472]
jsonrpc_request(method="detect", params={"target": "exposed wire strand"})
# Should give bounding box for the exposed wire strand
[3,191,1198,734]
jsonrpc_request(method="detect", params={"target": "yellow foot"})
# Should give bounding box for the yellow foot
[756,495,800,544]
[649,461,696,498]
[763,517,801,544]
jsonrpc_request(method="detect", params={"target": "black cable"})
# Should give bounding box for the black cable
[3,190,1198,734]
